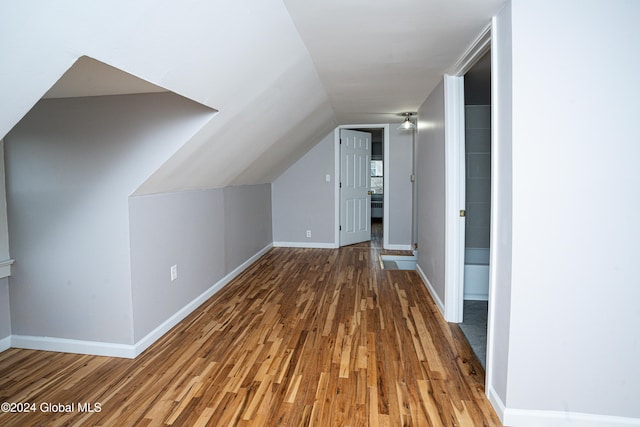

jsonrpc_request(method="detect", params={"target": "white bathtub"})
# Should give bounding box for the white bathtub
[464,248,489,301]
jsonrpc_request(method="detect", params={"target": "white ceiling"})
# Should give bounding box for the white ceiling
[283,0,505,124]
[1,0,506,194]
[40,1,505,123]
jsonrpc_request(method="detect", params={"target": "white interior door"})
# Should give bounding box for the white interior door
[340,129,372,246]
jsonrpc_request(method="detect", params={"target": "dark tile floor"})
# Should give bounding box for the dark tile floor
[459,300,488,368]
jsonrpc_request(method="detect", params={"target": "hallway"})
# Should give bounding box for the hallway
[0,244,498,426]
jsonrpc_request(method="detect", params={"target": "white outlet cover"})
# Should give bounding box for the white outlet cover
[170,265,178,281]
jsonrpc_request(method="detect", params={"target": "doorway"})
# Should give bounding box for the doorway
[441,23,493,370]
[364,127,384,248]
[339,128,373,246]
[459,50,492,368]
[335,125,390,248]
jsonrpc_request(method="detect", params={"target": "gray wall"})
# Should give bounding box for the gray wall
[4,93,213,344]
[0,278,9,340]
[272,132,336,245]
[0,141,10,341]
[224,185,273,272]
[0,141,9,262]
[464,105,491,249]
[129,184,271,341]
[273,127,414,248]
[387,126,414,246]
[416,79,446,305]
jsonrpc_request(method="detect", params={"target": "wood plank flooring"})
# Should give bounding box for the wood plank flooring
[0,240,501,426]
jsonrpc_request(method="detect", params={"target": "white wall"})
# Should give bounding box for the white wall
[0,1,336,194]
[5,93,213,345]
[416,80,447,307]
[488,0,513,412]
[272,132,336,246]
[492,0,640,424]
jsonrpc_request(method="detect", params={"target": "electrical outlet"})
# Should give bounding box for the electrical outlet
[170,264,178,281]
[306,230,312,238]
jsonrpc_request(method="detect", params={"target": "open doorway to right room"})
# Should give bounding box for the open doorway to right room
[459,50,492,368]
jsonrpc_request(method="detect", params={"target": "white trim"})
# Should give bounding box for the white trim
[7,244,273,359]
[481,380,640,427]
[133,243,273,356]
[0,258,14,278]
[273,242,338,249]
[504,408,640,427]
[487,384,506,423]
[384,244,412,251]
[486,14,499,413]
[487,396,640,427]
[448,22,492,76]
[443,75,465,323]
[382,125,390,249]
[416,264,445,316]
[11,335,136,358]
[334,127,341,246]
[0,335,11,352]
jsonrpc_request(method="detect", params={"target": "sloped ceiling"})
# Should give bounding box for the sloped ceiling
[42,56,167,99]
[0,0,505,194]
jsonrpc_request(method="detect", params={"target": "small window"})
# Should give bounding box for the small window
[370,160,383,194]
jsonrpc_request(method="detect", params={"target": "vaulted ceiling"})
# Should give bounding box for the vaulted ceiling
[0,0,504,195]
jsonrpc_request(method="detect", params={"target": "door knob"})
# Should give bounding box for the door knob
[368,191,372,195]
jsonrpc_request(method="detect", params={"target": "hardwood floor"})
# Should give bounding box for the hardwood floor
[0,241,500,426]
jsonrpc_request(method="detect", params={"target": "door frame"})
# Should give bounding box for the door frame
[334,124,390,248]
[444,21,498,401]
[443,22,491,322]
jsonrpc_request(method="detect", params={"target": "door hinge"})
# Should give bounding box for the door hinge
[339,182,342,188]
[339,138,342,145]
[339,225,342,231]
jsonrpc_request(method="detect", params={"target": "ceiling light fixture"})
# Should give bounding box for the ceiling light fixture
[399,112,416,131]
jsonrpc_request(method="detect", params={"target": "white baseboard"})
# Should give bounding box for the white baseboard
[273,241,338,249]
[133,243,273,357]
[487,384,506,423]
[415,263,445,316]
[488,384,640,427]
[0,258,14,278]
[0,335,11,352]
[11,335,135,358]
[384,244,413,251]
[503,408,640,427]
[7,244,273,359]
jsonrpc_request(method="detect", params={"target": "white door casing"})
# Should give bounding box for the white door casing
[339,129,372,246]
